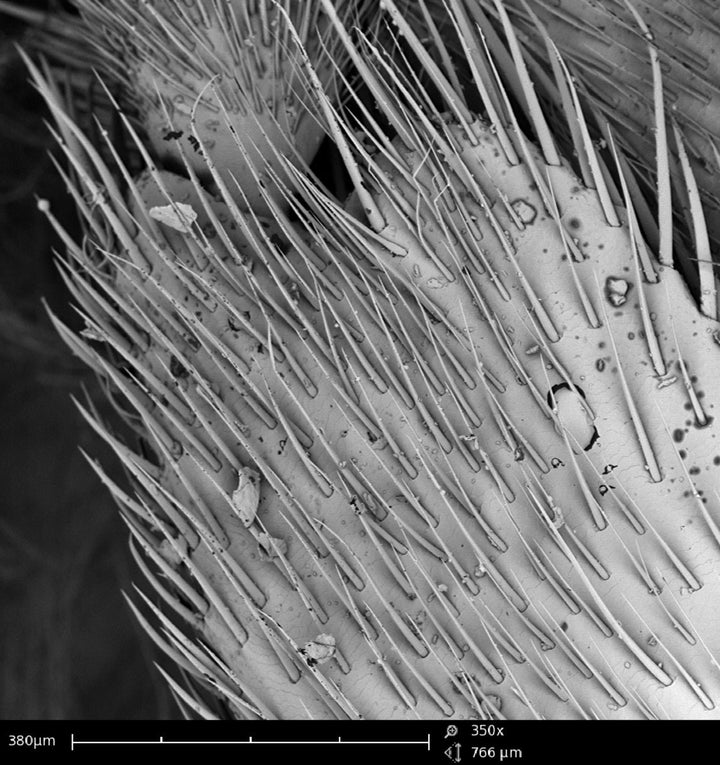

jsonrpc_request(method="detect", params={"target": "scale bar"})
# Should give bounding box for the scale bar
[72,738,431,746]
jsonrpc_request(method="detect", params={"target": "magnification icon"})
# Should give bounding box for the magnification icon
[445,725,458,738]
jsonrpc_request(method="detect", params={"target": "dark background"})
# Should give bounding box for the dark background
[0,1,176,719]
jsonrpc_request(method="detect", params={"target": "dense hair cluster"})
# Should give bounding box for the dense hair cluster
[25,0,720,719]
